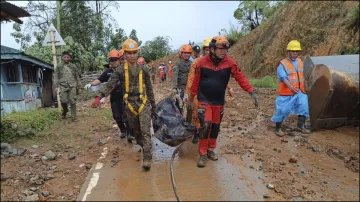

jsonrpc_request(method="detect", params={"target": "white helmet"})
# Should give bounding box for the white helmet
[169,61,172,64]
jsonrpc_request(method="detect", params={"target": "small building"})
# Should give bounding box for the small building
[1,45,54,115]
[1,0,31,24]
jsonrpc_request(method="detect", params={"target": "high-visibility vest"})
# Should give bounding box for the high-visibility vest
[277,58,306,96]
[123,62,147,116]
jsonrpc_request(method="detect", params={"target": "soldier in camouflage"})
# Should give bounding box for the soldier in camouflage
[92,39,157,170]
[149,62,156,84]
[54,51,81,121]
[172,44,193,114]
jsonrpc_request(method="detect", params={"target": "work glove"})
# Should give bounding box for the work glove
[100,97,105,104]
[250,92,259,108]
[84,83,91,90]
[183,93,189,104]
[91,96,101,108]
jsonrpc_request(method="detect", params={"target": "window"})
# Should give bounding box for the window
[22,65,37,83]
[5,62,20,82]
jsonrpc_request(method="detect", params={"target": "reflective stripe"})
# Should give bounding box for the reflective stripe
[123,62,148,116]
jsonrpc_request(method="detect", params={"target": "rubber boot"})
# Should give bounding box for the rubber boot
[197,155,207,168]
[296,115,310,134]
[61,103,68,119]
[142,152,152,170]
[275,122,285,137]
[207,150,218,161]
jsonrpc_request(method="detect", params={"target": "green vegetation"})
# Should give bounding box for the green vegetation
[10,1,170,71]
[219,22,247,45]
[346,5,360,30]
[1,108,59,143]
[249,76,278,89]
[233,1,286,32]
[140,36,173,63]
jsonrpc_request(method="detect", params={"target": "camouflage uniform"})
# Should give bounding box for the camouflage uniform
[99,63,156,162]
[148,65,156,84]
[54,62,81,119]
[173,60,192,113]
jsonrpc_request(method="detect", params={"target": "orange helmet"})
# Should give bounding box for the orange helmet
[138,57,145,65]
[122,39,139,52]
[180,44,192,53]
[210,36,230,49]
[108,49,120,59]
[119,49,124,57]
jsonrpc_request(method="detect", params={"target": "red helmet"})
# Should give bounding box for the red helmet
[137,57,145,65]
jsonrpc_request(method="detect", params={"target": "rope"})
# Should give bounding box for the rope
[170,140,185,202]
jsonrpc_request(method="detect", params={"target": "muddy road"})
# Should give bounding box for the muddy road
[1,78,359,201]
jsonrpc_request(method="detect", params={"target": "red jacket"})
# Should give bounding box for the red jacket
[190,55,253,105]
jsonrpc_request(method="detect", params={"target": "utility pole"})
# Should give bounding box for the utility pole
[56,1,62,65]
[42,24,66,113]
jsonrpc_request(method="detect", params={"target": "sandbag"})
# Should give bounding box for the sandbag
[153,97,196,147]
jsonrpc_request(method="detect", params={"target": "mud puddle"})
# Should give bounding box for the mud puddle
[78,135,266,201]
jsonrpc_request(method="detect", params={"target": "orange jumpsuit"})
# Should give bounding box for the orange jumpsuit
[185,58,232,128]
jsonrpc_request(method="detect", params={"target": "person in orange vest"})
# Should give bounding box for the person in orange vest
[168,61,174,81]
[189,36,258,167]
[271,40,310,137]
[184,37,234,144]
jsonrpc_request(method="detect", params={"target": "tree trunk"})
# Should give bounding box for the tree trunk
[255,6,260,26]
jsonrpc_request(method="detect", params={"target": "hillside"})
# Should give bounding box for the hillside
[229,1,359,77]
[154,1,359,78]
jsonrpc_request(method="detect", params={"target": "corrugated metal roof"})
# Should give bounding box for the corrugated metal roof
[1,45,53,70]
[0,1,31,24]
[1,45,23,54]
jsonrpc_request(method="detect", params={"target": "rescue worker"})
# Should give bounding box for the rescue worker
[86,50,134,142]
[173,44,192,114]
[271,40,310,137]
[189,36,259,167]
[184,37,234,144]
[189,45,201,62]
[159,62,166,83]
[92,39,157,170]
[54,51,81,121]
[150,62,156,84]
[168,61,174,81]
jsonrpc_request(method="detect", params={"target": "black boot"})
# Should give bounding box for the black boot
[126,122,134,143]
[275,122,285,137]
[61,103,68,119]
[297,115,310,134]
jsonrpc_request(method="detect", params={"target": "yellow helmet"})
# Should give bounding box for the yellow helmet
[202,37,212,47]
[287,40,302,51]
[122,39,139,52]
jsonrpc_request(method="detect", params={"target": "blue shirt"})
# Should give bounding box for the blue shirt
[276,57,299,82]
[189,56,194,62]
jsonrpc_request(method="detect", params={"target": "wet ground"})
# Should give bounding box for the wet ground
[77,136,267,201]
[1,78,359,201]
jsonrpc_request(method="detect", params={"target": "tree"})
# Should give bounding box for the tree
[129,29,142,47]
[139,36,172,63]
[10,0,122,71]
[234,1,286,31]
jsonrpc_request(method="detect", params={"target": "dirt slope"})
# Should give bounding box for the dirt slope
[155,1,359,78]
[228,1,359,77]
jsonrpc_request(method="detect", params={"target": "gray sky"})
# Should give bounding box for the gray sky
[1,1,241,50]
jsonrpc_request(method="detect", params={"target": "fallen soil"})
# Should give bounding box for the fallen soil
[1,77,359,201]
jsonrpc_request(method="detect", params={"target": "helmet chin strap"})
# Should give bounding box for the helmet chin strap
[210,51,223,66]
